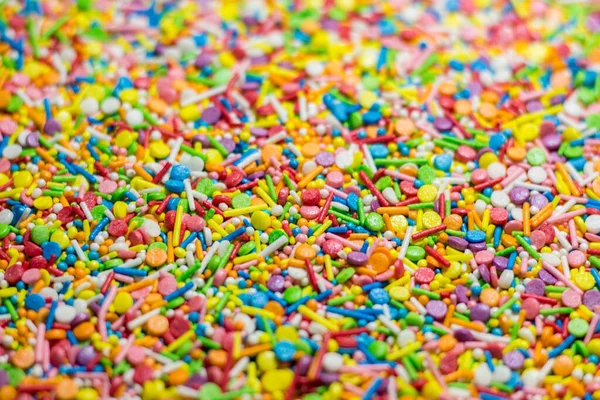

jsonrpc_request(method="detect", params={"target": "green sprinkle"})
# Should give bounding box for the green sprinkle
[539,307,574,315]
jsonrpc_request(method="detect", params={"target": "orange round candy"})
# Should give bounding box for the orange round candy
[438,335,457,352]
[395,119,415,135]
[552,355,574,376]
[369,251,391,274]
[295,243,316,260]
[73,321,95,341]
[479,102,498,120]
[11,348,35,369]
[506,146,526,161]
[301,142,320,158]
[438,82,457,96]
[146,248,167,267]
[261,144,282,163]
[56,379,78,400]
[0,386,16,400]
[146,314,169,336]
[443,214,463,230]
[454,99,472,115]
[206,349,227,368]
[480,287,500,307]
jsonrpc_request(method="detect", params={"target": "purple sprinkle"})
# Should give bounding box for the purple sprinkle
[267,275,285,292]
[526,101,544,113]
[369,200,380,212]
[0,370,8,387]
[525,278,545,296]
[315,151,335,167]
[433,117,453,131]
[479,265,491,283]
[241,82,260,91]
[509,187,529,205]
[26,132,40,147]
[201,107,222,125]
[347,251,368,266]
[247,171,265,180]
[319,373,339,384]
[193,135,210,147]
[470,303,491,322]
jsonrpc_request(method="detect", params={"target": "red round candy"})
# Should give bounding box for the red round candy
[133,364,154,385]
[489,208,508,225]
[57,207,75,224]
[322,240,343,257]
[164,211,177,230]
[438,96,455,110]
[470,169,488,185]
[169,317,191,338]
[277,187,289,205]
[212,195,232,207]
[107,219,128,237]
[456,146,476,162]
[415,268,435,284]
[24,241,42,257]
[536,223,555,244]
[29,255,48,270]
[224,170,243,188]
[128,230,144,246]
[83,192,98,210]
[400,181,418,196]
[186,215,205,232]
[301,189,321,206]
[4,263,24,284]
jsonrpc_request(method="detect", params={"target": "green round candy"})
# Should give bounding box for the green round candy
[6,96,24,113]
[232,193,251,209]
[375,176,392,192]
[268,229,288,245]
[4,366,25,386]
[197,178,214,197]
[368,341,388,360]
[406,246,426,262]
[111,186,127,201]
[568,318,589,338]
[405,312,424,327]
[77,0,93,11]
[526,148,546,166]
[91,205,108,221]
[336,267,355,284]
[0,224,10,239]
[348,112,363,129]
[328,7,347,21]
[238,241,256,256]
[199,383,222,400]
[295,339,313,355]
[208,255,221,271]
[417,165,436,184]
[578,87,597,105]
[563,145,583,159]
[283,286,302,303]
[31,225,49,245]
[361,76,379,91]
[212,69,232,86]
[587,114,600,130]
[365,212,384,232]
[148,242,168,251]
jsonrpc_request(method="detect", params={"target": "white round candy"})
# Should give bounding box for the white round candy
[287,266,307,281]
[492,365,511,383]
[3,144,22,160]
[322,353,344,372]
[39,287,58,301]
[397,329,416,347]
[305,61,324,77]
[142,219,161,237]
[335,151,353,169]
[586,215,600,234]
[126,109,144,126]
[511,207,523,222]
[474,364,492,386]
[498,270,514,289]
[541,252,561,266]
[0,209,13,224]
[491,191,510,208]
[54,305,76,324]
[487,162,507,179]
[527,166,547,184]
[101,97,120,115]
[302,160,317,175]
[80,97,99,115]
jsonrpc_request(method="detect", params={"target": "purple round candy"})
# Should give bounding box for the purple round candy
[538,269,558,285]
[267,275,285,292]
[195,53,212,68]
[319,373,339,384]
[470,303,491,322]
[509,187,529,205]
[26,132,40,147]
[525,278,545,296]
[201,107,222,124]
[542,134,562,150]
[479,265,491,283]
[455,284,469,304]
[583,290,600,309]
[526,101,544,113]
[425,300,448,321]
[530,194,549,210]
[76,345,97,365]
[448,237,469,251]
[220,138,236,153]
[492,256,508,271]
[44,118,61,135]
[468,242,487,253]
[347,251,368,266]
[369,200,380,212]
[250,127,268,137]
[0,370,8,387]
[454,329,475,342]
[315,151,335,167]
[503,350,525,369]
[433,117,453,131]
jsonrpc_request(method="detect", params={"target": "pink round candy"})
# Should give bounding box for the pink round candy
[567,250,586,267]
[474,250,494,265]
[470,169,488,185]
[158,276,177,296]
[99,180,118,194]
[561,289,582,308]
[522,297,540,319]
[0,119,17,135]
[529,231,547,250]
[22,269,41,285]
[126,345,146,366]
[326,171,344,188]
[300,205,320,219]
[186,215,205,232]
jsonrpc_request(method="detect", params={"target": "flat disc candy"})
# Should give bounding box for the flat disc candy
[425,300,447,321]
[347,251,368,266]
[415,268,435,284]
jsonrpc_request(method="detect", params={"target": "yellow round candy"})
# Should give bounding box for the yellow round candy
[50,231,70,249]
[422,381,443,399]
[13,171,33,187]
[149,141,170,159]
[445,262,462,279]
[0,173,9,187]
[422,211,442,229]
[180,105,201,122]
[113,292,133,314]
[359,91,377,109]
[219,52,236,68]
[115,131,135,148]
[256,351,278,371]
[589,339,600,356]
[113,201,128,219]
[261,369,294,392]
[33,196,53,210]
[275,326,299,342]
[516,123,539,142]
[573,267,595,290]
[390,215,408,232]
[563,127,581,141]
[417,185,437,202]
[76,388,98,400]
[389,286,409,301]
[251,211,271,231]
[479,152,499,169]
[204,149,224,164]
[119,88,138,105]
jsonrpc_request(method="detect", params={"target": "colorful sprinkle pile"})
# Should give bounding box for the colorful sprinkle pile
[1,0,600,399]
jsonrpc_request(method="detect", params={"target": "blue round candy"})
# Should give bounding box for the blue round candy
[250,291,269,308]
[362,110,381,125]
[42,242,62,260]
[170,165,190,181]
[369,144,389,159]
[489,134,507,151]
[346,192,359,211]
[433,154,452,171]
[368,288,390,305]
[25,294,45,311]
[274,340,296,362]
[165,179,185,193]
[465,230,486,243]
